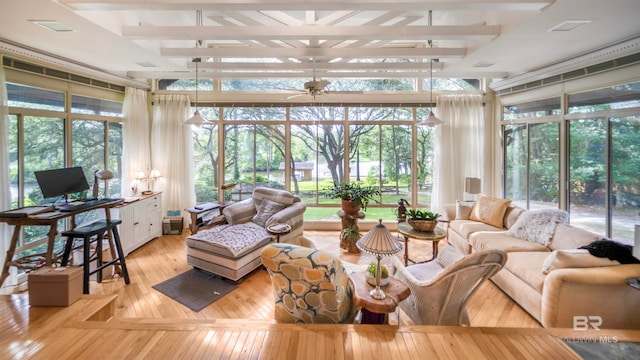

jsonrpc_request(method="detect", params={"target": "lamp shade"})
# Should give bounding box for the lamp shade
[357,220,403,256]
[149,169,161,178]
[419,110,443,127]
[465,177,481,194]
[185,109,207,126]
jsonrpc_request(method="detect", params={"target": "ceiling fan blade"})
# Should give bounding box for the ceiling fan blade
[284,93,306,100]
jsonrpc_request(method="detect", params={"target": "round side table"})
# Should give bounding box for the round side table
[397,222,446,266]
[266,223,291,243]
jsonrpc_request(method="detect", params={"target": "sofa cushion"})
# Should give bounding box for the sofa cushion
[469,194,512,228]
[542,249,620,274]
[450,220,503,239]
[503,205,527,229]
[548,224,603,250]
[503,252,549,293]
[506,209,568,246]
[252,199,287,227]
[455,201,475,220]
[186,223,271,258]
[471,231,550,253]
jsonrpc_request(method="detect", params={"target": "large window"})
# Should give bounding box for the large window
[6,81,124,254]
[503,81,640,244]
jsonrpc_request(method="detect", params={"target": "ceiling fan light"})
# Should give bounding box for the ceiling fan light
[185,109,208,126]
[419,110,443,127]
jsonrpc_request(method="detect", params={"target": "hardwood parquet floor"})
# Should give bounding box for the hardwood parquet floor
[79,230,541,327]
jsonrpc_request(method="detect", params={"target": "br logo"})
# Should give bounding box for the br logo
[573,315,602,331]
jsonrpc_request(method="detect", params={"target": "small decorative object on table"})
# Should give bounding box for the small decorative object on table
[366,262,389,286]
[406,208,441,232]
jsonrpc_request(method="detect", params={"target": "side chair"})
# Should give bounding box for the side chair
[390,246,507,326]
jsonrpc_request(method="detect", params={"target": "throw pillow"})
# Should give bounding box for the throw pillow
[506,209,568,246]
[455,200,475,220]
[542,249,620,274]
[252,199,286,227]
[468,194,512,228]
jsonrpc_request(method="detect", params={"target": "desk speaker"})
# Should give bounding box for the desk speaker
[163,217,183,235]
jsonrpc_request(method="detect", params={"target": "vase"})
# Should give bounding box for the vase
[407,219,437,232]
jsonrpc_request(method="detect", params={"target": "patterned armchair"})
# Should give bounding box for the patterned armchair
[261,243,359,324]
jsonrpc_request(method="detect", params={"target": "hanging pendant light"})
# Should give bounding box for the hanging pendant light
[186,10,208,126]
[419,10,443,127]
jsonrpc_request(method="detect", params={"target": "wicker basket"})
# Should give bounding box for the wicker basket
[407,219,437,232]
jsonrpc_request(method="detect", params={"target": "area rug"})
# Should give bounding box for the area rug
[152,269,237,312]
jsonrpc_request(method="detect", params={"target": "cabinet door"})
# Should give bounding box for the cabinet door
[114,205,136,256]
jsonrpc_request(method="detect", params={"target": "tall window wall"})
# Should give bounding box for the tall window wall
[502,80,640,244]
[6,80,124,254]
[191,105,437,221]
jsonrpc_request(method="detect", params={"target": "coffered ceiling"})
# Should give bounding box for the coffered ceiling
[1,0,639,87]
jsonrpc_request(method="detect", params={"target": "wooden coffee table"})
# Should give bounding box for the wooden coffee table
[397,222,446,266]
[348,271,410,324]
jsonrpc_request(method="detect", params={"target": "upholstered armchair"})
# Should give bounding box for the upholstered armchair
[186,187,306,281]
[222,187,306,243]
[261,243,359,324]
[391,246,506,326]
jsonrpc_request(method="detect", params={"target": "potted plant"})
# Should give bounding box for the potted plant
[340,224,361,253]
[325,181,380,214]
[406,208,441,232]
[366,262,389,286]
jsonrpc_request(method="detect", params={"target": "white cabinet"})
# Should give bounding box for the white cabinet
[113,193,162,256]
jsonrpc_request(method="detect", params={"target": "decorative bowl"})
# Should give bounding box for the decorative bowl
[407,219,437,232]
[366,272,390,287]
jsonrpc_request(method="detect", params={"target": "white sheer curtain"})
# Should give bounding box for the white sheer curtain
[122,87,150,197]
[0,67,15,292]
[151,94,195,218]
[431,94,484,213]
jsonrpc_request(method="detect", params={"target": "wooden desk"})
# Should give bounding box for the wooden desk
[349,271,410,324]
[397,222,446,266]
[0,199,123,288]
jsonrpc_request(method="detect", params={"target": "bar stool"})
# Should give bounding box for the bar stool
[60,219,130,294]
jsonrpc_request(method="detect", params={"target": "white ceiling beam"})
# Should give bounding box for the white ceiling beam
[61,0,552,12]
[129,69,507,79]
[123,25,500,41]
[160,47,466,58]
[190,62,445,71]
[215,12,308,49]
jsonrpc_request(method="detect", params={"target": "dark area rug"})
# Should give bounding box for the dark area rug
[564,340,640,360]
[152,269,237,312]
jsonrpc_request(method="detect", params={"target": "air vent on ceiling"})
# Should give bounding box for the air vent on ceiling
[3,57,124,93]
[496,52,640,96]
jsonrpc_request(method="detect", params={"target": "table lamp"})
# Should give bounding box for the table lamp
[92,169,114,199]
[357,219,403,300]
[465,177,481,201]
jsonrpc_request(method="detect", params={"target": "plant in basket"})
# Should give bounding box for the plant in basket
[406,208,441,232]
[325,181,379,214]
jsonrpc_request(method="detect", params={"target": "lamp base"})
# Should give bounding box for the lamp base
[369,287,386,300]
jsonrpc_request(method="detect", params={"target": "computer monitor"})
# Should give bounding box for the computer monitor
[34,166,90,201]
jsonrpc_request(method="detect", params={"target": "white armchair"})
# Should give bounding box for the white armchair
[391,246,506,326]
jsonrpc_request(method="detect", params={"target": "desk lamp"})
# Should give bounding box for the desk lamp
[357,219,403,300]
[220,182,237,202]
[92,169,114,199]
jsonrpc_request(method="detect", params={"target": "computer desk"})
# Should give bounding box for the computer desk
[0,199,124,289]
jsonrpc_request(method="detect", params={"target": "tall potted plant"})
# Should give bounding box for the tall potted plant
[326,181,380,214]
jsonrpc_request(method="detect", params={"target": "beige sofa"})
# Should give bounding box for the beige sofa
[443,201,640,329]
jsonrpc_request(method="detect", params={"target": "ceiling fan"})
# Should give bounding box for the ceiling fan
[286,59,331,99]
